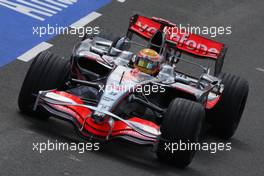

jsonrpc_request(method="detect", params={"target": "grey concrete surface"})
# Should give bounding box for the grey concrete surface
[0,0,264,175]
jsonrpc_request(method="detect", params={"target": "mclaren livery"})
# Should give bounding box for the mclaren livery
[18,15,249,167]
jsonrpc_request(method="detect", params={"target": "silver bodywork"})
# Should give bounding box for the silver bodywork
[73,36,223,115]
[32,36,223,143]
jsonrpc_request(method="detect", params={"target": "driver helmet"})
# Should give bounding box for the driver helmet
[134,48,161,75]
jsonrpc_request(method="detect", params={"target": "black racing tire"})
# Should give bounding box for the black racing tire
[18,51,71,119]
[207,73,249,139]
[156,98,205,168]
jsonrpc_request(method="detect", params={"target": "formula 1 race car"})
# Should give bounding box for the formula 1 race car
[18,15,249,168]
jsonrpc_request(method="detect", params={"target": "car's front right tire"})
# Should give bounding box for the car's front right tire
[156,98,205,168]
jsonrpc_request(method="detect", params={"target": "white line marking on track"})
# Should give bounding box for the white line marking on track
[18,11,101,63]
[70,12,102,28]
[17,42,53,62]
[67,155,82,162]
[117,0,126,2]
[256,67,264,73]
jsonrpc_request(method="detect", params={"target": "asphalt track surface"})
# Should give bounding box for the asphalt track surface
[1,0,264,175]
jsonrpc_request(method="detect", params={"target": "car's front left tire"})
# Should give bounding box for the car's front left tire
[207,72,249,139]
[156,98,205,168]
[18,51,70,118]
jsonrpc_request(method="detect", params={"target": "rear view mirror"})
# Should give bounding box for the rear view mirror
[115,37,131,50]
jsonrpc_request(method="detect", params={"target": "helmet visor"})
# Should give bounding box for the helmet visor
[138,57,155,70]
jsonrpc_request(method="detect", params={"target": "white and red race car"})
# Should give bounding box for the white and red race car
[18,15,249,168]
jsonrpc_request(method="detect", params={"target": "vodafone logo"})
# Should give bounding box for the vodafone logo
[136,21,220,57]
[137,21,157,35]
[164,27,219,55]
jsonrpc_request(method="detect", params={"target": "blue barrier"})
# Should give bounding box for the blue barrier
[0,0,111,67]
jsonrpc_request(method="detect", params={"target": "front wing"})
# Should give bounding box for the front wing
[34,90,160,145]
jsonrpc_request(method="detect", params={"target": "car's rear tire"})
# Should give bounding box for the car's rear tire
[18,51,70,118]
[156,98,205,168]
[207,72,249,139]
